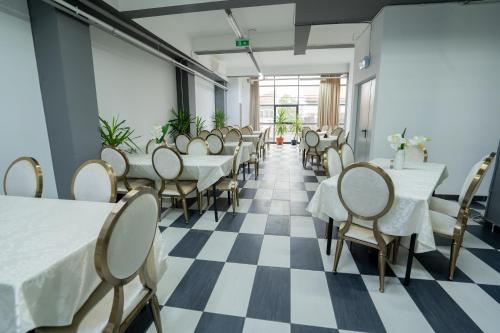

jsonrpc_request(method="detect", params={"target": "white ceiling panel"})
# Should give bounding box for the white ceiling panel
[309,23,369,46]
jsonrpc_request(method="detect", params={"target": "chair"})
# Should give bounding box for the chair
[333,162,396,292]
[175,134,190,154]
[207,134,224,155]
[429,153,496,280]
[152,146,200,222]
[331,127,343,137]
[304,130,322,167]
[405,145,429,163]
[100,146,153,194]
[3,156,43,198]
[38,188,163,333]
[321,125,330,132]
[248,134,262,178]
[240,126,252,135]
[340,143,355,168]
[324,147,343,178]
[198,130,211,140]
[259,128,268,159]
[336,129,347,148]
[225,128,242,142]
[187,137,209,155]
[219,127,229,136]
[71,160,117,203]
[146,139,166,154]
[215,142,242,215]
[211,128,223,139]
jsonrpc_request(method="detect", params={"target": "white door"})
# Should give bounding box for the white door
[354,79,376,161]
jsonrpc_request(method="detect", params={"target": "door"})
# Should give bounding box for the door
[354,79,376,161]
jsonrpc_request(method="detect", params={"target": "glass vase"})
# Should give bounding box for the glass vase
[394,149,405,170]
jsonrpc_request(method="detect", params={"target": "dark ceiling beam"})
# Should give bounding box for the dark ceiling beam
[195,43,354,55]
[122,0,294,19]
[293,25,311,55]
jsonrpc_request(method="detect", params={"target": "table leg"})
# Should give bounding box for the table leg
[242,164,246,180]
[326,217,333,255]
[212,184,218,222]
[404,233,417,286]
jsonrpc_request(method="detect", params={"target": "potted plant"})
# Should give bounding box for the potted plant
[99,116,140,152]
[289,116,302,145]
[195,116,206,136]
[151,123,170,144]
[168,108,193,137]
[275,108,287,145]
[213,109,225,129]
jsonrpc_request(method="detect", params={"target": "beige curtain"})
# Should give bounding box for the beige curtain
[249,80,260,130]
[317,78,340,128]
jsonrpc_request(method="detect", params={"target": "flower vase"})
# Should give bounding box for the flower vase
[394,149,405,170]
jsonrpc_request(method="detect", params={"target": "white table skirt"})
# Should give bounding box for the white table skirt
[0,196,167,333]
[307,158,449,253]
[223,141,253,163]
[127,154,233,191]
[299,135,338,151]
[241,134,260,152]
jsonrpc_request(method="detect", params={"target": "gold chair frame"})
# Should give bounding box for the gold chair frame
[3,156,43,197]
[145,139,166,154]
[206,134,224,155]
[304,130,323,167]
[215,142,241,215]
[71,160,117,203]
[186,137,210,155]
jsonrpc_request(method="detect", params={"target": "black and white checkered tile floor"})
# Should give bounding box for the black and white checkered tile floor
[127,144,500,333]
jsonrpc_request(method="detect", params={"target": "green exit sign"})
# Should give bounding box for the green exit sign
[235,38,250,47]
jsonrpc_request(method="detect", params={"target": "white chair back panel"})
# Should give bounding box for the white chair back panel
[101,148,127,177]
[305,131,319,147]
[153,148,182,180]
[4,160,38,197]
[327,147,343,178]
[341,144,355,168]
[235,144,243,170]
[337,131,347,145]
[207,135,223,154]
[340,166,391,219]
[225,130,242,142]
[199,130,210,139]
[188,139,208,155]
[458,155,491,205]
[405,146,425,163]
[175,135,190,154]
[107,192,158,279]
[241,127,251,135]
[73,163,114,202]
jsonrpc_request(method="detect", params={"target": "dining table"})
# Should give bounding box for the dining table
[223,141,253,163]
[241,134,261,152]
[0,195,167,333]
[307,158,449,285]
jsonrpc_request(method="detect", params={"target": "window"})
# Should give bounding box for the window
[259,74,348,141]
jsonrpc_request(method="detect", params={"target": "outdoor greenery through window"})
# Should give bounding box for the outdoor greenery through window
[259,75,348,142]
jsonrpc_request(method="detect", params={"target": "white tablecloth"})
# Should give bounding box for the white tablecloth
[307,158,449,253]
[0,196,167,333]
[128,154,233,191]
[223,141,253,163]
[299,135,338,151]
[241,134,260,152]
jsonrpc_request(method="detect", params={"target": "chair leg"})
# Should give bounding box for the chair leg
[333,239,344,272]
[232,190,236,215]
[449,238,461,280]
[181,197,189,223]
[236,188,240,206]
[227,191,231,206]
[256,162,259,177]
[378,250,386,292]
[197,191,202,214]
[149,294,163,333]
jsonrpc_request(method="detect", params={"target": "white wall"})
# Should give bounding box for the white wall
[90,27,177,147]
[0,0,58,198]
[357,2,500,195]
[226,78,250,127]
[194,77,215,131]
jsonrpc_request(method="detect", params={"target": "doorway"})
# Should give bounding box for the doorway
[354,78,376,161]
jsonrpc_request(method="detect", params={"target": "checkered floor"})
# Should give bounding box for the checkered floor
[126,144,500,333]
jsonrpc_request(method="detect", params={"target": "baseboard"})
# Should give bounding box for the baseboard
[433,194,488,202]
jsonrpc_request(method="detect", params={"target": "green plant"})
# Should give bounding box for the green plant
[275,109,288,137]
[152,123,170,144]
[168,108,193,137]
[195,116,206,135]
[289,116,302,140]
[213,109,225,129]
[99,116,140,151]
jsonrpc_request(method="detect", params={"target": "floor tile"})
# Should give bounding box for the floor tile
[304,182,319,191]
[249,199,271,214]
[170,210,204,228]
[415,250,472,282]
[290,216,317,238]
[258,235,291,268]
[290,201,312,216]
[231,198,253,213]
[291,324,338,333]
[318,239,360,274]
[227,233,264,265]
[161,227,190,255]
[169,229,212,258]
[216,212,246,232]
[156,256,194,304]
[291,237,324,271]
[290,190,309,202]
[196,231,238,262]
[243,318,290,333]
[265,215,290,236]
[239,213,268,234]
[194,312,245,333]
[269,200,291,215]
[146,307,202,333]
[240,188,257,199]
[255,189,273,200]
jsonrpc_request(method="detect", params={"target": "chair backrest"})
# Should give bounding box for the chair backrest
[405,145,428,163]
[207,134,224,154]
[338,162,394,221]
[248,125,253,131]
[198,130,211,140]
[145,139,166,154]
[325,147,343,178]
[240,126,252,135]
[187,137,209,155]
[71,160,116,203]
[211,128,223,139]
[100,146,129,180]
[305,130,320,148]
[95,187,159,285]
[3,157,43,197]
[225,128,242,142]
[152,146,183,181]
[336,129,346,147]
[340,143,355,168]
[219,127,229,135]
[301,127,311,140]
[458,153,496,209]
[321,125,329,132]
[331,127,343,136]
[175,134,190,154]
[232,142,243,178]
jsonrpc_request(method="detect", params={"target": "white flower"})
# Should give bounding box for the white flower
[387,133,407,151]
[151,125,162,139]
[409,136,431,147]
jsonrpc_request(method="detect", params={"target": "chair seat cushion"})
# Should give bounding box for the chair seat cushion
[117,179,153,193]
[340,222,395,245]
[216,178,237,190]
[430,210,457,236]
[249,155,259,163]
[306,149,324,156]
[429,197,460,218]
[162,181,197,196]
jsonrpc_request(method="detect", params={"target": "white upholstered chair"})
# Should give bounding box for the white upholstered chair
[187,137,209,155]
[174,134,190,154]
[340,143,355,168]
[336,129,347,148]
[331,127,343,137]
[211,128,223,139]
[334,162,396,292]
[324,147,343,178]
[3,157,43,198]
[304,130,322,167]
[259,127,269,159]
[37,188,163,333]
[429,153,496,280]
[321,125,330,132]
[219,127,229,136]
[71,160,117,203]
[248,134,262,178]
[240,126,252,135]
[207,134,224,155]
[100,146,153,194]
[225,129,242,142]
[146,139,166,154]
[198,130,211,140]
[152,146,200,222]
[215,142,242,215]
